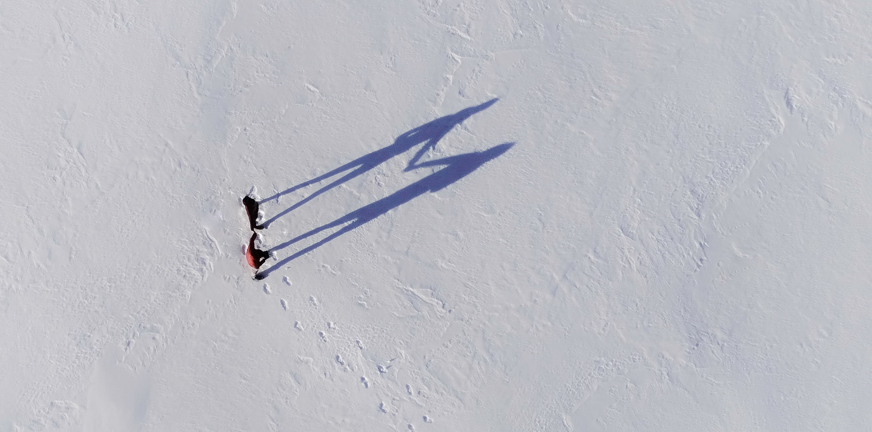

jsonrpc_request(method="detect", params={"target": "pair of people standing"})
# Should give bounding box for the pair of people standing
[243,195,270,274]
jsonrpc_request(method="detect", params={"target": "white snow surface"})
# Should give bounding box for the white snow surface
[3,0,872,430]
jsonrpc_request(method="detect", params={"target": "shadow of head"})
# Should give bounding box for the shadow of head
[479,141,513,160]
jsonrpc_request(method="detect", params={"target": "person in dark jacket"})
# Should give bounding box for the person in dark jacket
[243,195,264,230]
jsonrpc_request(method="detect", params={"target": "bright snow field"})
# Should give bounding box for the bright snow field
[2,0,872,431]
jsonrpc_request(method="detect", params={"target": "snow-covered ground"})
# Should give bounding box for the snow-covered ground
[3,0,872,430]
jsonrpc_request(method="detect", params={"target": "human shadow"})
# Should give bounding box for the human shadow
[255,142,514,279]
[258,98,499,228]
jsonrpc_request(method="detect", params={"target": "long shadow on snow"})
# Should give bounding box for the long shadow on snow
[255,142,514,279]
[258,98,499,228]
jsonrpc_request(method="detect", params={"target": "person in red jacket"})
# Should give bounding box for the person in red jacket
[246,232,269,270]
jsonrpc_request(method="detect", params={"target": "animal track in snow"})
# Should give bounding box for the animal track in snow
[283,276,292,286]
[294,321,303,331]
[280,299,288,310]
[263,283,271,294]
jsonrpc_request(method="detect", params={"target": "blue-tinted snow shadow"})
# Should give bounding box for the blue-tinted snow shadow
[255,142,513,279]
[254,99,511,279]
[258,98,499,228]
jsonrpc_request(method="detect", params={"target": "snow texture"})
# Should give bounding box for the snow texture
[3,0,872,431]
